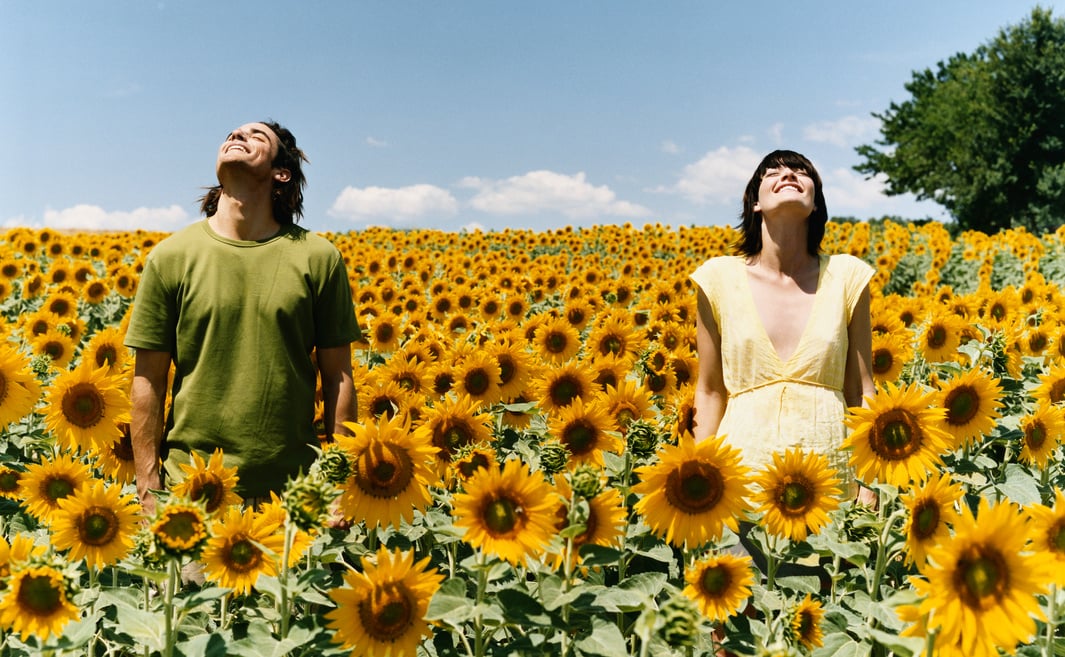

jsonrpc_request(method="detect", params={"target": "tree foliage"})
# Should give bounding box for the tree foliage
[856,7,1065,234]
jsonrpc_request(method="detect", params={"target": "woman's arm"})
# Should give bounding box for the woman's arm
[844,284,875,409]
[693,288,728,441]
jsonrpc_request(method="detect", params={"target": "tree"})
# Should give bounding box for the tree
[856,7,1065,234]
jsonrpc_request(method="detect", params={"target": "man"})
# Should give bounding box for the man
[126,121,359,514]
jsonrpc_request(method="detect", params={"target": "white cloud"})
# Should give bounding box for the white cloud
[328,184,458,224]
[461,221,485,232]
[655,145,762,205]
[464,170,651,219]
[822,167,946,220]
[802,115,880,148]
[767,122,784,145]
[660,140,680,155]
[365,136,389,148]
[12,204,191,231]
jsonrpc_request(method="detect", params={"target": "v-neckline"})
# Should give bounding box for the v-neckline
[740,255,827,367]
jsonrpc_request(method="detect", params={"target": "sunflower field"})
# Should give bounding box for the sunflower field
[1,219,1065,656]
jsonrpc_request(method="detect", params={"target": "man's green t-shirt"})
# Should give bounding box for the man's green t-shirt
[125,221,359,497]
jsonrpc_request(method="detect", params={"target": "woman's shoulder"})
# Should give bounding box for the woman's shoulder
[691,254,742,278]
[826,253,875,276]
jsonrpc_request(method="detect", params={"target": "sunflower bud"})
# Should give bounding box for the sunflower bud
[569,464,602,499]
[657,594,699,648]
[282,472,339,532]
[540,442,570,475]
[313,444,352,485]
[30,354,52,376]
[626,420,659,458]
[756,642,801,657]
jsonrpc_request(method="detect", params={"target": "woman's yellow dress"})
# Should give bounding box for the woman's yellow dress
[689,253,874,489]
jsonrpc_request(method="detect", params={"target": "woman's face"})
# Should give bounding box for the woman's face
[753,165,816,218]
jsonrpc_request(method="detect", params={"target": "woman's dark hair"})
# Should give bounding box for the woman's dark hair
[199,120,308,225]
[734,149,827,257]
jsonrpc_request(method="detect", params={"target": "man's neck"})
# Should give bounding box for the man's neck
[210,188,282,241]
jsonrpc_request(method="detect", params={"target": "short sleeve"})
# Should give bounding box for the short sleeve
[313,250,361,348]
[839,255,875,324]
[689,258,725,328]
[124,255,178,352]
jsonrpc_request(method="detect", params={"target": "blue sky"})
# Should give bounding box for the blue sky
[2,1,1058,233]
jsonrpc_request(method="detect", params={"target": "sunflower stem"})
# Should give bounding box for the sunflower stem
[278,519,295,639]
[1045,583,1058,657]
[473,550,488,657]
[163,558,178,657]
[764,534,780,593]
[867,488,896,611]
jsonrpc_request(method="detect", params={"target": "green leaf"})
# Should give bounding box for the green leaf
[425,577,475,625]
[577,543,624,567]
[176,632,232,657]
[811,633,870,657]
[175,585,231,613]
[618,572,667,598]
[997,463,1041,505]
[110,603,165,652]
[496,587,557,626]
[575,617,628,656]
[863,627,923,655]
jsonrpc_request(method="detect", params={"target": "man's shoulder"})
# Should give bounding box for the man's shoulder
[283,226,343,258]
[142,221,208,263]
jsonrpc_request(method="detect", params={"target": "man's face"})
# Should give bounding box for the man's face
[216,122,282,179]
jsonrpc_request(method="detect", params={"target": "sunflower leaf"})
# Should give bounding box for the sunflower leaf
[810,632,869,657]
[425,577,476,625]
[574,616,628,656]
[496,587,557,626]
[996,463,1041,505]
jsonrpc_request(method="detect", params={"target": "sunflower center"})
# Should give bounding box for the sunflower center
[155,510,205,549]
[872,349,892,374]
[190,478,226,514]
[928,326,947,349]
[464,369,491,396]
[226,538,263,572]
[17,572,63,616]
[912,500,940,540]
[601,336,622,355]
[944,386,978,426]
[61,383,106,429]
[562,420,598,456]
[483,495,523,535]
[457,453,490,479]
[354,442,415,499]
[497,356,516,386]
[112,431,135,462]
[1030,334,1048,352]
[375,323,394,344]
[645,372,668,393]
[1050,381,1065,405]
[44,476,76,504]
[871,410,922,461]
[436,420,474,458]
[1025,421,1047,450]
[95,345,118,368]
[546,331,573,356]
[700,564,731,596]
[0,469,19,494]
[1049,520,1065,553]
[79,507,119,546]
[358,583,415,641]
[0,373,7,404]
[549,376,582,407]
[955,546,1008,608]
[370,395,399,419]
[433,373,454,395]
[665,461,724,514]
[777,479,812,516]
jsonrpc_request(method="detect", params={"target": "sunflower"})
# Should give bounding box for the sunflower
[900,471,963,566]
[421,394,494,474]
[452,351,503,407]
[533,317,582,364]
[30,327,76,368]
[43,289,79,319]
[379,354,432,397]
[486,341,537,402]
[933,368,1003,449]
[752,449,842,542]
[789,594,825,650]
[358,378,416,422]
[81,278,110,305]
[547,397,623,468]
[587,313,642,361]
[918,313,964,363]
[81,327,131,375]
[44,363,131,454]
[201,505,286,595]
[452,458,560,565]
[534,362,596,414]
[870,331,912,384]
[92,423,137,485]
[599,378,655,433]
[334,414,439,529]
[907,498,1050,657]
[368,313,403,353]
[552,473,627,570]
[0,464,23,500]
[326,547,444,657]
[1024,488,1065,585]
[0,344,41,428]
[0,533,47,583]
[19,452,94,524]
[257,493,313,565]
[843,381,951,488]
[633,434,751,548]
[51,479,139,569]
[1018,403,1065,468]
[170,449,242,515]
[451,443,499,482]
[0,563,79,642]
[151,499,211,558]
[683,552,755,622]
[1033,362,1065,407]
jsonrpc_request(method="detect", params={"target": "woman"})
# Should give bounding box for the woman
[690,150,875,498]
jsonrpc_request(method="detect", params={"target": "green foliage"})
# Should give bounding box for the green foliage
[856,7,1065,234]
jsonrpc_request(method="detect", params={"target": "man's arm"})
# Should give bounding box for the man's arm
[318,343,357,439]
[130,348,172,516]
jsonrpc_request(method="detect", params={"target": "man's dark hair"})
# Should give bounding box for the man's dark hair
[735,149,827,257]
[199,120,308,225]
